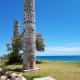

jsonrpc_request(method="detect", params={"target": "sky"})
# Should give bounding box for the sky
[0,0,80,56]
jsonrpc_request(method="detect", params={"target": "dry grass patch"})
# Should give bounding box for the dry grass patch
[0,60,80,80]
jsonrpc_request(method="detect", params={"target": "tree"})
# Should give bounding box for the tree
[7,37,22,64]
[36,33,45,51]
[6,32,45,64]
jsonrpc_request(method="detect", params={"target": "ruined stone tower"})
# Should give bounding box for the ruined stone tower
[14,21,20,38]
[23,0,36,70]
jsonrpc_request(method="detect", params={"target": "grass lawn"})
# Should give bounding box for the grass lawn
[0,60,80,80]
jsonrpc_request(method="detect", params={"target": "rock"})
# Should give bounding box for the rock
[34,76,56,80]
[0,68,6,76]
[0,75,7,80]
[7,73,12,80]
[15,74,27,80]
[11,73,18,80]
[0,68,3,72]
[0,72,27,80]
[0,68,3,76]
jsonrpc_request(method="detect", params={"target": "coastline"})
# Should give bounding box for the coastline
[36,56,80,62]
[37,60,80,62]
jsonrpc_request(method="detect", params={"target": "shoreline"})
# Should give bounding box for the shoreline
[37,59,80,62]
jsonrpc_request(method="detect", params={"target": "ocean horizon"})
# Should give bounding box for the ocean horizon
[36,56,80,62]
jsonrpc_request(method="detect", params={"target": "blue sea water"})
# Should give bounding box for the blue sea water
[36,56,80,62]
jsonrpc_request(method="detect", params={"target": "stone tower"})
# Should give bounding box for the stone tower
[23,0,36,70]
[14,21,20,37]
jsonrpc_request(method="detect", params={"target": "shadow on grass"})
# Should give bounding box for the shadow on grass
[0,68,23,73]
[12,68,23,72]
[36,60,43,64]
[0,60,43,72]
[6,60,43,65]
[5,61,22,66]
[5,60,43,65]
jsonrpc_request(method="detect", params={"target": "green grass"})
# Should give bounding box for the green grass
[0,60,80,80]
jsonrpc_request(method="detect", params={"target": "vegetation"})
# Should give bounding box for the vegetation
[0,60,80,80]
[36,33,45,51]
[6,37,22,64]
[6,33,45,64]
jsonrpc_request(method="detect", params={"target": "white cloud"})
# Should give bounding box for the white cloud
[36,46,80,56]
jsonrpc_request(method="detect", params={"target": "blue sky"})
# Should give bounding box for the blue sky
[0,0,80,56]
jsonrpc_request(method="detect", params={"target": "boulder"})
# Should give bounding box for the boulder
[34,76,56,80]
[0,75,7,80]
[15,74,27,80]
[11,73,18,80]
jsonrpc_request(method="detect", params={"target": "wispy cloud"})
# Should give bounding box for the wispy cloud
[65,42,80,47]
[37,46,80,56]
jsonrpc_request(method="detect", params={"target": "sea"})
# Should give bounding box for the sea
[36,56,80,62]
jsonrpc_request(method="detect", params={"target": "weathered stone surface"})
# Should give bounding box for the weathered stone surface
[23,0,36,70]
[11,73,18,80]
[14,21,20,37]
[0,75,7,80]
[0,72,27,80]
[15,74,27,80]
